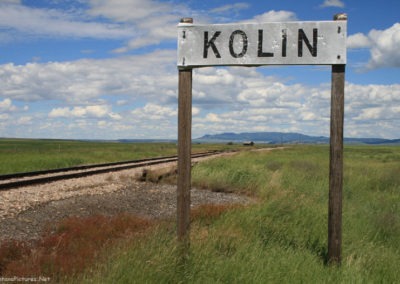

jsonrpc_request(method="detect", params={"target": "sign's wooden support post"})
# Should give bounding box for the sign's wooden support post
[177,17,193,245]
[177,14,347,264]
[328,13,347,265]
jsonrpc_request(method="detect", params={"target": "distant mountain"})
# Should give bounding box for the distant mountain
[195,132,400,145]
[117,139,176,143]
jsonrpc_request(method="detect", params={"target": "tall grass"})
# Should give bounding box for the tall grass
[0,139,245,174]
[2,145,398,282]
[0,214,154,282]
[69,145,400,283]
[0,139,177,174]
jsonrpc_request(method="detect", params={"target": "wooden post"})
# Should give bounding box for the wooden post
[177,18,193,244]
[328,13,347,265]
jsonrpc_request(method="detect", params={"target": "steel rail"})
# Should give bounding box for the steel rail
[0,151,221,191]
[0,155,180,181]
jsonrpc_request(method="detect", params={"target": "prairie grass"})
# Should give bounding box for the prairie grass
[0,214,154,281]
[66,145,399,283]
[0,138,246,174]
[1,145,399,283]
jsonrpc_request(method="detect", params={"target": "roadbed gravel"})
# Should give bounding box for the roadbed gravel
[0,153,254,242]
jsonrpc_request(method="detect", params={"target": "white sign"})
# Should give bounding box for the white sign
[177,21,346,68]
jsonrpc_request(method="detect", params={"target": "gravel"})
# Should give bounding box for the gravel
[0,155,253,242]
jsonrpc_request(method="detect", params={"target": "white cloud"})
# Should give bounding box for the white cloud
[0,3,135,40]
[116,100,128,106]
[131,103,177,120]
[0,99,12,112]
[367,23,400,69]
[3,72,400,139]
[88,0,172,22]
[205,113,222,122]
[113,15,179,51]
[17,116,32,125]
[243,10,297,23]
[345,83,400,122]
[348,23,400,69]
[0,98,14,111]
[0,50,177,103]
[341,82,400,138]
[0,113,9,120]
[320,0,345,8]
[2,0,21,4]
[190,68,400,139]
[237,81,304,108]
[347,33,371,49]
[196,68,236,85]
[192,107,200,116]
[48,105,119,119]
[1,49,399,139]
[210,3,250,14]
[88,0,183,51]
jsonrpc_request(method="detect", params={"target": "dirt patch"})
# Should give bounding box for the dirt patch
[0,181,253,242]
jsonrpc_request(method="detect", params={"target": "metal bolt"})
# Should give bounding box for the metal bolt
[334,13,347,21]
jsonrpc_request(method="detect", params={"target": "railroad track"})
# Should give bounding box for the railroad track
[0,151,223,191]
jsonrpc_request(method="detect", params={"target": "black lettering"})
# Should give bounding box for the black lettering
[229,30,248,58]
[257,30,273,57]
[281,29,287,57]
[298,28,318,57]
[203,31,221,58]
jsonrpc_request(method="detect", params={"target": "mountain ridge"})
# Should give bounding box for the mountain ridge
[196,132,400,145]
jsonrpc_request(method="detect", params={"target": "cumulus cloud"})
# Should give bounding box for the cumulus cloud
[0,98,28,120]
[192,106,200,116]
[205,113,222,122]
[112,15,179,51]
[0,50,177,103]
[348,23,400,69]
[1,2,398,140]
[3,65,400,139]
[1,50,399,139]
[320,0,345,8]
[237,81,304,108]
[88,0,172,21]
[243,10,297,23]
[1,0,20,4]
[210,3,250,14]
[347,33,371,49]
[48,105,120,119]
[131,103,177,120]
[17,116,32,125]
[0,3,135,40]
[190,67,400,139]
[345,83,400,119]
[190,67,331,137]
[367,23,400,69]
[88,2,296,51]
[87,0,183,51]
[0,98,15,112]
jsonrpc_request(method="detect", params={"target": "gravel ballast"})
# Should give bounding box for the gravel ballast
[0,154,253,241]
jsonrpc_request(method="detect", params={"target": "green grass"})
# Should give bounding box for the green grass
[0,139,176,174]
[0,138,248,174]
[67,145,399,283]
[1,144,399,282]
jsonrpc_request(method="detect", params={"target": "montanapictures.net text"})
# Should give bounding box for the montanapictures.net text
[0,276,50,282]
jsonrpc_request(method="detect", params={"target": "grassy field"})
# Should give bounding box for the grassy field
[1,144,399,282]
[0,138,248,174]
[71,145,398,283]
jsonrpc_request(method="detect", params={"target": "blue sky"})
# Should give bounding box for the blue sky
[0,0,399,139]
